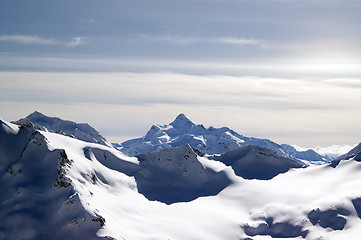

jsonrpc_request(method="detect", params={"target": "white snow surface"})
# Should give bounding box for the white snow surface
[115,113,328,164]
[0,118,19,134]
[2,117,361,240]
[14,111,113,148]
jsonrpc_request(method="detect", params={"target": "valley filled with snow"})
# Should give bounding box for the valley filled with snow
[1,112,361,240]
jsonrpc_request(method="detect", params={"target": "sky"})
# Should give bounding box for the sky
[1,0,361,147]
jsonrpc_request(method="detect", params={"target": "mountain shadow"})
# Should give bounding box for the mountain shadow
[212,145,304,180]
[134,145,232,204]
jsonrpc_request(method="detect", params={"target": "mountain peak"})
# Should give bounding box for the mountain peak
[28,111,45,118]
[170,113,195,129]
[116,114,327,163]
[26,111,56,125]
[16,111,112,147]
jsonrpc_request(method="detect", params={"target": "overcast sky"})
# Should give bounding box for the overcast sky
[1,0,361,147]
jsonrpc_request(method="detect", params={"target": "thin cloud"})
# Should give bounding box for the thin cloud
[0,35,57,45]
[139,34,264,46]
[215,37,318,50]
[215,37,262,45]
[2,54,361,78]
[67,37,89,47]
[136,35,323,51]
[140,35,202,44]
[86,19,97,24]
[80,18,97,24]
[0,35,89,47]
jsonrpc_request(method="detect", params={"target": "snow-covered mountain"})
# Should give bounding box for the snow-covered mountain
[336,142,361,161]
[114,113,327,164]
[13,111,112,147]
[293,144,355,162]
[2,115,361,240]
[330,142,361,168]
[135,144,231,204]
[211,145,304,180]
[0,118,114,239]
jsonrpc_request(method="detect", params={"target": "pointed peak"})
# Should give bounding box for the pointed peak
[176,113,187,118]
[31,110,43,115]
[27,111,47,119]
[170,113,195,129]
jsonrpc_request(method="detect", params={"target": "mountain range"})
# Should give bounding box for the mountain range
[114,113,331,164]
[1,112,361,240]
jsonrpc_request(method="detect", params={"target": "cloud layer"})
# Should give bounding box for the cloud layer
[1,71,360,147]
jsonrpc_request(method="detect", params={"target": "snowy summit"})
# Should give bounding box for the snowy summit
[14,111,112,148]
[169,113,196,129]
[115,113,328,164]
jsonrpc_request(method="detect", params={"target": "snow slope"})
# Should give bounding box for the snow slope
[2,116,361,240]
[0,118,111,240]
[13,111,112,147]
[114,113,327,164]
